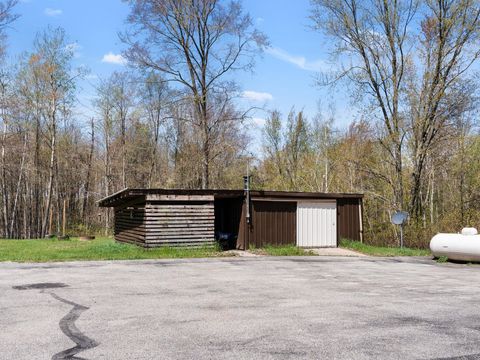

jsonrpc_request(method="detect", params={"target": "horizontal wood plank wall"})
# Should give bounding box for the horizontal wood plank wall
[114,203,147,246]
[249,201,296,248]
[337,198,362,241]
[144,200,215,247]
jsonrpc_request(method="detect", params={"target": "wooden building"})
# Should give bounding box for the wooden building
[98,189,363,249]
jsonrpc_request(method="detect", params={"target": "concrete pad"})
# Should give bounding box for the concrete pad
[224,249,260,257]
[309,247,367,257]
[1,257,480,359]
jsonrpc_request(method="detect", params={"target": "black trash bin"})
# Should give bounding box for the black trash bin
[216,231,237,250]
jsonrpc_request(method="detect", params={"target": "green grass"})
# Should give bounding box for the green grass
[0,237,228,263]
[250,245,317,256]
[340,239,431,257]
[2,237,432,262]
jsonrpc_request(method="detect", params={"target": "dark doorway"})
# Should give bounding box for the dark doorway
[214,197,243,250]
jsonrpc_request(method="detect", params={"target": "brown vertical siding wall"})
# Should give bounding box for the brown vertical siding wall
[338,198,362,241]
[248,201,296,248]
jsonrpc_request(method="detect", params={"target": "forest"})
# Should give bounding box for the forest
[0,0,479,248]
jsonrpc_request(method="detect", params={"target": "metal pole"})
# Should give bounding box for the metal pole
[400,225,404,249]
[244,174,251,224]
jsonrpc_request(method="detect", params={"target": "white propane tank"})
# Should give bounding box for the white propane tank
[430,228,480,262]
[461,227,478,235]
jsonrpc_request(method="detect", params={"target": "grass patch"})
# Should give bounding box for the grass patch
[0,237,229,263]
[436,256,448,263]
[249,245,317,256]
[340,239,431,257]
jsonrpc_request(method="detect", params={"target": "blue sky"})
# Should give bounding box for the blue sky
[8,0,358,141]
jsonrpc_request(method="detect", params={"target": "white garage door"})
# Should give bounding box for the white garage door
[297,202,337,247]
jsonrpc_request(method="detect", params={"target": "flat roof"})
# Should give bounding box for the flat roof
[98,188,363,208]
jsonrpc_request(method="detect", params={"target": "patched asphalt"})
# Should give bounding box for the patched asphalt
[1,256,480,359]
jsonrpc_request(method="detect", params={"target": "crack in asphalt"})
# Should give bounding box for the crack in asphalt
[12,282,68,290]
[48,292,99,360]
[431,355,480,360]
[12,283,99,360]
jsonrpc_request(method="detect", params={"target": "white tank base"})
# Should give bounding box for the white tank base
[430,228,480,262]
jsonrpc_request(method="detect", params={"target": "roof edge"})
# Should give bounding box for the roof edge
[98,188,364,208]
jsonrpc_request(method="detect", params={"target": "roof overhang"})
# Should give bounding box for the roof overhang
[98,188,364,208]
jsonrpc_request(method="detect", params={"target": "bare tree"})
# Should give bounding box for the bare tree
[122,0,267,188]
[0,0,19,59]
[110,72,136,188]
[34,29,78,237]
[81,118,95,224]
[406,0,480,218]
[139,72,172,187]
[94,79,116,234]
[311,0,417,210]
[0,0,18,236]
[0,70,11,236]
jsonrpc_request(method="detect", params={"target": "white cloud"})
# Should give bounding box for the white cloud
[242,90,273,102]
[85,74,99,80]
[101,52,127,65]
[266,46,329,72]
[44,8,62,17]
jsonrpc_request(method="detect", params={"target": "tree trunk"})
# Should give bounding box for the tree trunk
[200,90,210,190]
[41,107,56,238]
[202,137,210,189]
[148,116,160,187]
[410,148,427,220]
[9,133,27,238]
[34,114,41,238]
[394,143,404,211]
[430,169,435,225]
[121,113,127,189]
[104,119,111,235]
[1,119,8,237]
[82,118,95,224]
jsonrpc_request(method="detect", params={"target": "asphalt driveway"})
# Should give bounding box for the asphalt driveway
[1,256,480,359]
